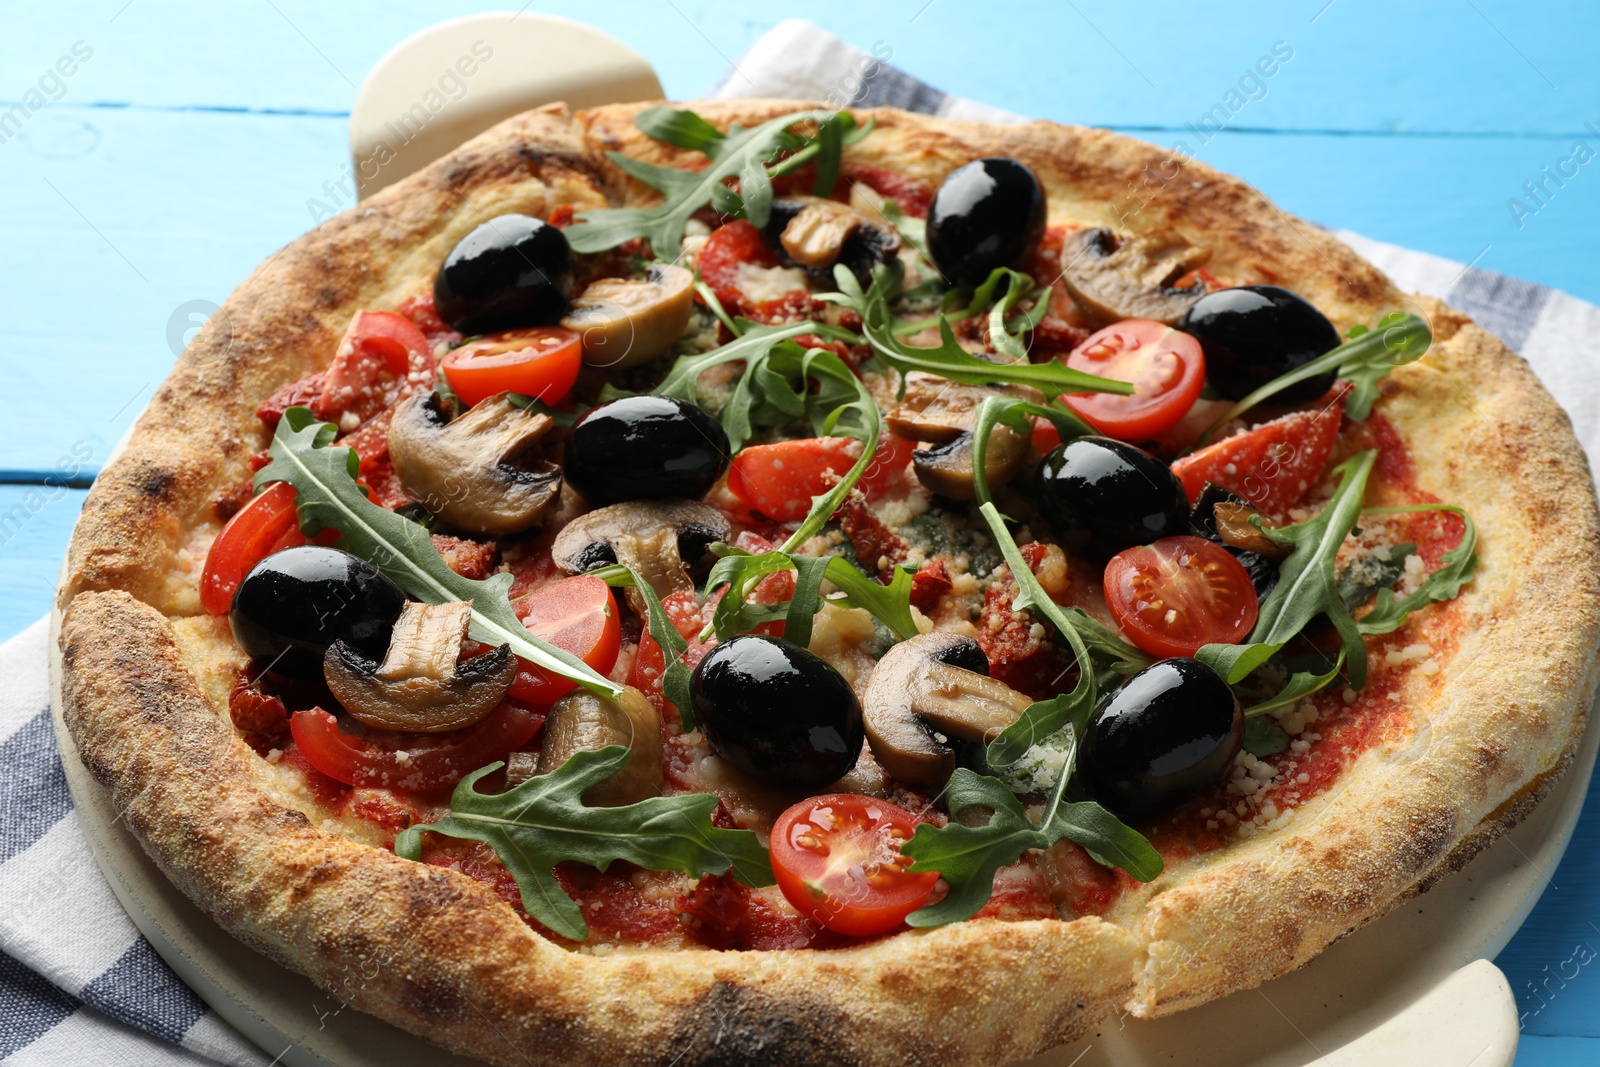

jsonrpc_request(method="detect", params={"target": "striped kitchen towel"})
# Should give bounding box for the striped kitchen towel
[6,16,1599,1066]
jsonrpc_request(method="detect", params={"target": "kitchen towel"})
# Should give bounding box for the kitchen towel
[6,17,1599,1066]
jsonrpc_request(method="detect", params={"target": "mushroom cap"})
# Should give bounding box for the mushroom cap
[863,631,1035,787]
[550,499,730,600]
[388,391,561,536]
[560,264,695,371]
[1058,227,1211,327]
[535,686,663,806]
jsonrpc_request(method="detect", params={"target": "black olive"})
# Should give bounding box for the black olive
[229,546,407,679]
[1179,285,1340,403]
[563,396,730,504]
[433,214,573,334]
[691,635,863,790]
[1034,437,1189,558]
[1079,658,1242,823]
[926,157,1046,286]
[1189,482,1280,601]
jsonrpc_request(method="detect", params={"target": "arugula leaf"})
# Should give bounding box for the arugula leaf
[1243,718,1290,757]
[1355,505,1478,635]
[983,269,1052,362]
[632,106,726,154]
[826,265,1131,398]
[1204,312,1432,436]
[970,394,1097,507]
[704,548,919,647]
[591,565,696,729]
[902,726,1160,926]
[1196,451,1377,688]
[1242,651,1345,719]
[976,502,1099,767]
[1062,607,1154,676]
[257,408,622,699]
[564,108,839,255]
[394,748,772,941]
[1337,542,1417,611]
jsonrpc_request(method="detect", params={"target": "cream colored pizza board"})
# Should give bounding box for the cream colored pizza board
[348,12,663,198]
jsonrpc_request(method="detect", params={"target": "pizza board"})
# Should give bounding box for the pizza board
[43,14,1583,1064]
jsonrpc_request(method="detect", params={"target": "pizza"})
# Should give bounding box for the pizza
[54,98,1600,1066]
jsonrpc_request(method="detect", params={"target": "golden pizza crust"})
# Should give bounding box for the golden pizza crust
[55,99,1600,1065]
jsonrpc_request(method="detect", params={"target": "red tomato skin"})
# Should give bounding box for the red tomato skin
[505,576,622,705]
[627,591,714,720]
[315,311,433,426]
[200,483,314,615]
[769,794,938,937]
[1063,320,1206,441]
[727,436,911,522]
[1170,391,1345,513]
[697,220,821,324]
[440,327,583,408]
[288,703,544,792]
[840,163,934,218]
[1103,536,1259,660]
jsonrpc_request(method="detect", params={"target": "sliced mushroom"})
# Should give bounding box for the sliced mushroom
[323,600,515,733]
[559,264,695,370]
[550,499,729,613]
[535,686,663,806]
[388,391,560,536]
[886,374,1045,444]
[1213,501,1291,560]
[765,196,901,286]
[863,632,1035,787]
[1058,227,1212,327]
[912,426,1031,501]
[780,199,863,267]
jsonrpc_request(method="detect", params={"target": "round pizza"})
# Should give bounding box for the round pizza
[55,99,1600,1066]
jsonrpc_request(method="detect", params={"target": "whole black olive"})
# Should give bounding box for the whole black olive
[229,546,407,679]
[1034,437,1189,557]
[1079,658,1242,823]
[926,157,1047,286]
[1189,483,1280,601]
[691,635,863,790]
[563,396,730,504]
[434,214,573,334]
[1179,285,1340,403]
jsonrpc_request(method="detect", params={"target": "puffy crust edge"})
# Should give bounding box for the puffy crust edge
[55,100,1600,1064]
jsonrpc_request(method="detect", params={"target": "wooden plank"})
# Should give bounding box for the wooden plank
[1516,1035,1600,1065]
[0,487,84,641]
[3,0,1595,135]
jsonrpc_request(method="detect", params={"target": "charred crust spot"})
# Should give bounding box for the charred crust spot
[670,982,856,1067]
[288,859,341,904]
[398,968,470,1022]
[139,468,175,500]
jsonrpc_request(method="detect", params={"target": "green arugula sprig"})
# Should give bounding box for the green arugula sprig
[703,546,920,648]
[565,107,867,255]
[1196,452,1377,689]
[394,748,773,941]
[826,265,1131,398]
[1201,312,1432,441]
[1355,505,1478,635]
[257,408,621,699]
[590,564,697,729]
[901,725,1162,926]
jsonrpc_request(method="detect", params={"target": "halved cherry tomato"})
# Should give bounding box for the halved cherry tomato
[1103,536,1258,659]
[1169,388,1345,513]
[199,483,338,615]
[770,794,938,937]
[316,310,432,425]
[698,220,818,324]
[440,327,583,408]
[1063,320,1206,441]
[288,702,543,792]
[506,576,622,705]
[727,436,913,522]
[627,590,715,718]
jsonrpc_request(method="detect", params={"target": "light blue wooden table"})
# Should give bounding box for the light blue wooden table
[3,3,1597,1062]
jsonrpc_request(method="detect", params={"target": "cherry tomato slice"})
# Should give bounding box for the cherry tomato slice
[770,794,938,937]
[440,327,583,408]
[316,310,433,425]
[1103,536,1259,659]
[727,436,912,522]
[1063,320,1205,441]
[627,590,714,718]
[1169,387,1345,513]
[697,220,818,324]
[506,576,623,705]
[200,483,337,615]
[288,702,543,792]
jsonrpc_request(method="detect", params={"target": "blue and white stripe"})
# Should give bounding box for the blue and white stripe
[6,19,1598,1064]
